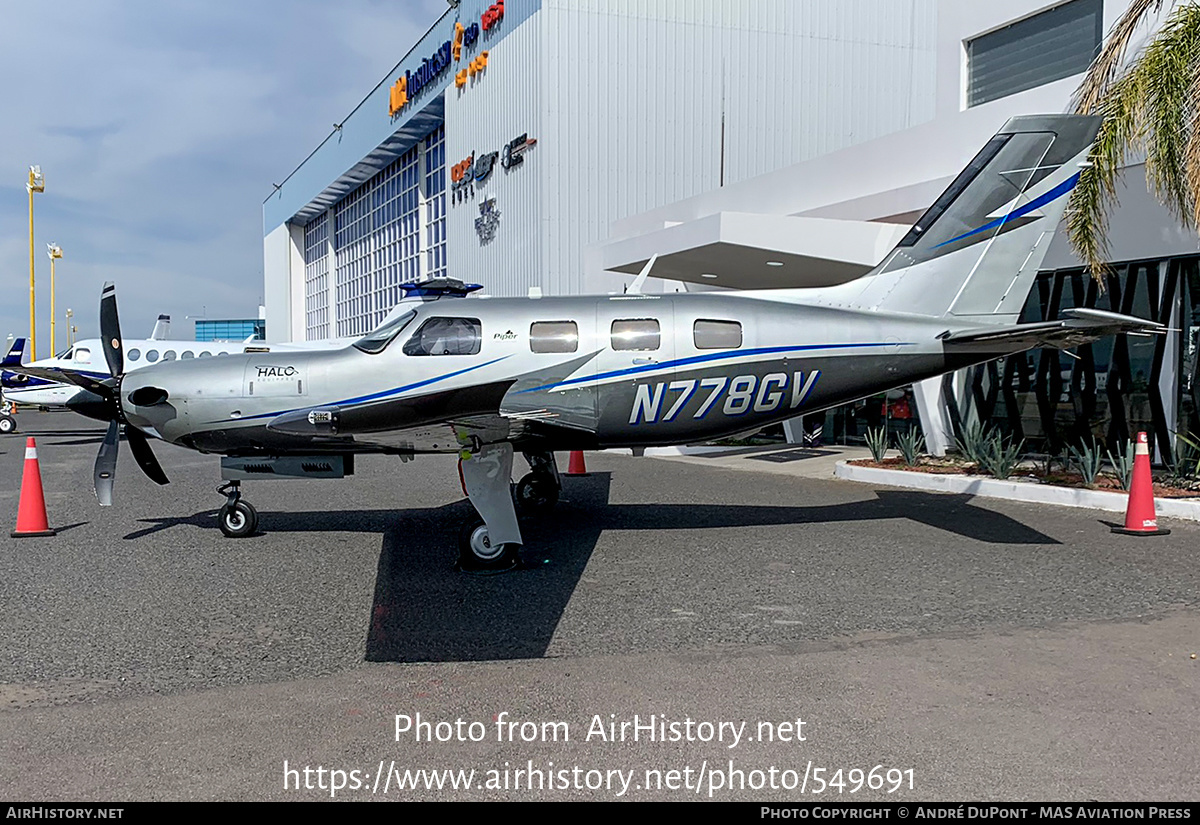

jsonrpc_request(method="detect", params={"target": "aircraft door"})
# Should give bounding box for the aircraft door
[593,298,675,440]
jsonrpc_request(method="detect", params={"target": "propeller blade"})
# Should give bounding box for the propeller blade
[126,427,170,486]
[94,419,120,506]
[99,282,124,378]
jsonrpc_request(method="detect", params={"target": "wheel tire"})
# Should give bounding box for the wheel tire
[515,472,559,513]
[218,500,258,538]
[0,415,15,435]
[457,515,520,572]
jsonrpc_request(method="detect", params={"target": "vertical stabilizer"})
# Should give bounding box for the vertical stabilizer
[817,115,1101,325]
[149,315,171,340]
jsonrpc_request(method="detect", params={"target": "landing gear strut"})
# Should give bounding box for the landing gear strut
[515,450,560,514]
[217,481,258,538]
[457,443,522,572]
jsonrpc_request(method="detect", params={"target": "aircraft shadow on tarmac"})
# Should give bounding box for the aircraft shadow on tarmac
[363,474,1059,663]
[122,472,1057,663]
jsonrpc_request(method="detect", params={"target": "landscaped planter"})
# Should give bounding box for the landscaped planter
[835,460,1200,523]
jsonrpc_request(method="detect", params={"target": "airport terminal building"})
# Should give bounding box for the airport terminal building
[264,0,1200,461]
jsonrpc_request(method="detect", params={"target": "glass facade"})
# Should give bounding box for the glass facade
[807,256,1200,465]
[195,319,266,342]
[958,257,1200,464]
[304,124,447,340]
[303,212,330,340]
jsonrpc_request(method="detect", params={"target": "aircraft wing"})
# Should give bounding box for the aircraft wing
[2,364,114,396]
[942,308,1163,351]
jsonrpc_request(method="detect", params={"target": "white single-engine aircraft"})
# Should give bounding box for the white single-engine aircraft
[9,115,1163,571]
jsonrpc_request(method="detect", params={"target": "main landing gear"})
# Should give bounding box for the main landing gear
[515,450,560,514]
[455,448,563,572]
[456,442,549,573]
[216,481,258,538]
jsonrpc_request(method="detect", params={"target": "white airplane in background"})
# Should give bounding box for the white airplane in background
[0,282,470,419]
[1,319,349,417]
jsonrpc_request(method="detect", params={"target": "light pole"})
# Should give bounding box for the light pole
[65,308,74,348]
[26,166,44,360]
[47,244,62,355]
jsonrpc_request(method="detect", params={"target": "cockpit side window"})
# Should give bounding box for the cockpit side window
[73,347,92,363]
[402,317,482,356]
[354,310,418,354]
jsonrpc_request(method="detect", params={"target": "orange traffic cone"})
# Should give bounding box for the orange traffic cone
[11,437,55,538]
[1112,431,1170,536]
[566,450,588,476]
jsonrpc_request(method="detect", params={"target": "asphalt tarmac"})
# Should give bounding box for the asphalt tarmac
[1,412,1197,801]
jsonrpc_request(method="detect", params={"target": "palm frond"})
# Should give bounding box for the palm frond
[1074,0,1168,114]
[1069,2,1200,284]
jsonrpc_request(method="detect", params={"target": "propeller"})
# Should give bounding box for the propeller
[91,282,169,505]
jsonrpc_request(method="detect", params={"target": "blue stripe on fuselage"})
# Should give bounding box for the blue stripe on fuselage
[515,341,914,394]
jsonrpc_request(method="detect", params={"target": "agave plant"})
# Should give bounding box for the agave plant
[1106,438,1135,490]
[1069,439,1105,488]
[865,426,889,462]
[954,419,989,464]
[896,428,925,466]
[978,432,1025,480]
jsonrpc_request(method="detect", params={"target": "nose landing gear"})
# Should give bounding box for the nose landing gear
[217,481,258,538]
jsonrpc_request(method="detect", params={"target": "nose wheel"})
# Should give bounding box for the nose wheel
[457,514,520,572]
[217,481,258,538]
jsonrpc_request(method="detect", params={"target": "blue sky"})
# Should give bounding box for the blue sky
[0,0,443,353]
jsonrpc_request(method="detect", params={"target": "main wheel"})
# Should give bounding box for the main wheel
[457,515,520,572]
[0,415,15,435]
[515,471,559,513]
[218,500,258,538]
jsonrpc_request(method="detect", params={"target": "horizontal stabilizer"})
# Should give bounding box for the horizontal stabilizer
[3,339,26,367]
[942,308,1163,351]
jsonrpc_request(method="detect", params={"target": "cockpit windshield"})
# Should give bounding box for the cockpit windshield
[353,309,418,354]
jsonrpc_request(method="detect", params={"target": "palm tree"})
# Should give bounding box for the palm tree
[1069,0,1200,281]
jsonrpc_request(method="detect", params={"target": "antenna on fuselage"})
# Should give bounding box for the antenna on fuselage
[626,254,658,295]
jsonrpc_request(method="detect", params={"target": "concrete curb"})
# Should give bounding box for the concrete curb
[834,461,1200,522]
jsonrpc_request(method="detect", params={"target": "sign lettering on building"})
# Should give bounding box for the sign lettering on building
[388,4,498,118]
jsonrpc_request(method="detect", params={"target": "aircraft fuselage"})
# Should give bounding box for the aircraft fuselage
[118,291,998,457]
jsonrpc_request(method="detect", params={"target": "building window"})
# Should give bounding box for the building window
[330,124,445,339]
[303,212,330,340]
[424,125,447,280]
[966,0,1103,108]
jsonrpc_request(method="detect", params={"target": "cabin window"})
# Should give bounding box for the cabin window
[73,348,91,363]
[216,352,228,357]
[530,321,578,353]
[611,319,660,351]
[693,319,742,350]
[181,351,194,359]
[128,349,141,362]
[146,350,159,363]
[198,351,211,358]
[162,351,177,361]
[403,317,482,356]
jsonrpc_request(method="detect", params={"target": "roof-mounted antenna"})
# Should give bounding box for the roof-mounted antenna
[627,254,658,295]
